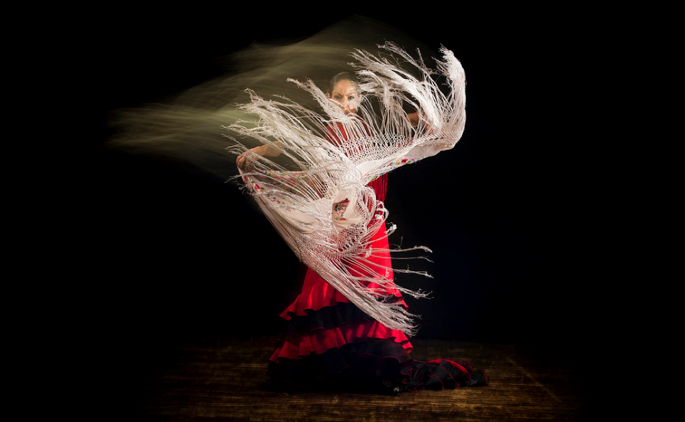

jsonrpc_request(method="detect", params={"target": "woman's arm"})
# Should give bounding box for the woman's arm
[236,142,283,170]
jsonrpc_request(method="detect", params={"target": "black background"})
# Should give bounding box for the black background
[93,4,602,363]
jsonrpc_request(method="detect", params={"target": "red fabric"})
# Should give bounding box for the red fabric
[280,222,405,320]
[281,121,394,319]
[271,120,406,364]
[368,174,388,203]
[274,153,407,361]
[273,219,411,363]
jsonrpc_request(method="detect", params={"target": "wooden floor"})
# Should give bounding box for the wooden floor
[123,337,591,421]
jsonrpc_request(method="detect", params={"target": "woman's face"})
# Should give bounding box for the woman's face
[328,79,360,114]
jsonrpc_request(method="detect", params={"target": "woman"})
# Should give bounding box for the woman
[234,57,487,393]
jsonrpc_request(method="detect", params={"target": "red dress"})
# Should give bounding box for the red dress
[262,121,487,393]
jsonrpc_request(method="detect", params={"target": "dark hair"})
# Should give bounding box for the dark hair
[327,72,360,95]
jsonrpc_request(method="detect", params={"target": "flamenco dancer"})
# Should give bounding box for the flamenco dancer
[231,42,487,394]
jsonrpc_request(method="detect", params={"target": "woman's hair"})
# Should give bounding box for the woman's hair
[327,71,360,95]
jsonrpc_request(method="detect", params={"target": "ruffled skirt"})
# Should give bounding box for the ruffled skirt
[263,223,488,393]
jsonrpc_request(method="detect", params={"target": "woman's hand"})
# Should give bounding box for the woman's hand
[407,111,420,128]
[236,149,255,171]
[408,111,433,135]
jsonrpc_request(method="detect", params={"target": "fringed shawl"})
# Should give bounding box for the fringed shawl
[226,42,466,336]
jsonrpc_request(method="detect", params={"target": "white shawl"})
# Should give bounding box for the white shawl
[225,42,466,336]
